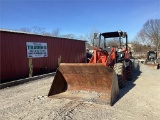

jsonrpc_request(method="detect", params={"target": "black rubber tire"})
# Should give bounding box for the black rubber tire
[126,61,133,81]
[114,63,125,89]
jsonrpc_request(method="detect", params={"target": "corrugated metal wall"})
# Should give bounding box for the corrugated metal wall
[0,30,86,83]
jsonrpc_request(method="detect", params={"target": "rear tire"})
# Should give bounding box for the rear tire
[126,61,132,81]
[114,63,126,89]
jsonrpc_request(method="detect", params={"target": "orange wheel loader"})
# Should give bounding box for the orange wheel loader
[48,31,132,106]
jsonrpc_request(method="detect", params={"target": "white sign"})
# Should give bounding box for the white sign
[26,42,48,58]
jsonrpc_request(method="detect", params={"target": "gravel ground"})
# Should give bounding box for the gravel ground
[0,61,160,120]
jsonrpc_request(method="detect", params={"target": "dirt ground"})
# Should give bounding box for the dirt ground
[0,61,160,120]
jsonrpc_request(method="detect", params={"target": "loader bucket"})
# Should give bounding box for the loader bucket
[48,63,119,105]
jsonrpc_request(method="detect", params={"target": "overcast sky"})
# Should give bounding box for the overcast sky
[0,0,160,42]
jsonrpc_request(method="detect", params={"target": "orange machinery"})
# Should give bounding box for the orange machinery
[48,31,132,105]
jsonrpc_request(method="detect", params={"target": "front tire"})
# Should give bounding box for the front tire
[114,63,126,88]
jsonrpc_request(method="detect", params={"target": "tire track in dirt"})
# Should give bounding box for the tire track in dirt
[53,100,92,120]
[53,100,86,120]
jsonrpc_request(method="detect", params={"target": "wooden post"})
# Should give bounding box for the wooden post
[29,58,33,78]
[58,55,61,66]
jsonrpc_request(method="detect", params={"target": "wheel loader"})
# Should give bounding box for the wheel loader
[48,31,132,105]
[145,51,157,64]
[144,51,160,69]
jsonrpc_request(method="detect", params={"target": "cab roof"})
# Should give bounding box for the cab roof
[101,31,126,38]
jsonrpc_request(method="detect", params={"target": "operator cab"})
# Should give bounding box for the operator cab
[94,31,129,63]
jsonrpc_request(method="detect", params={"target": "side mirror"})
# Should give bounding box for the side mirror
[122,32,126,38]
[94,33,101,39]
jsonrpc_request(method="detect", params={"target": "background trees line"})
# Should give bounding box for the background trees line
[78,19,160,54]
[132,19,160,55]
[20,27,76,39]
[19,19,160,55]
[19,27,122,48]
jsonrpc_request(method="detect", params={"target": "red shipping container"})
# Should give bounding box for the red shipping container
[0,30,86,83]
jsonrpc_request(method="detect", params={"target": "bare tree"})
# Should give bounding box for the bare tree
[77,35,86,40]
[106,38,119,47]
[43,32,52,36]
[19,26,45,35]
[137,30,152,45]
[85,32,94,47]
[131,40,142,52]
[85,29,99,47]
[131,36,155,58]
[32,26,45,35]
[138,19,160,55]
[52,28,61,37]
[19,27,61,37]
[77,35,91,49]
[19,28,31,32]
[61,34,76,39]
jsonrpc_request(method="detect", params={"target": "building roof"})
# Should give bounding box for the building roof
[0,29,86,42]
